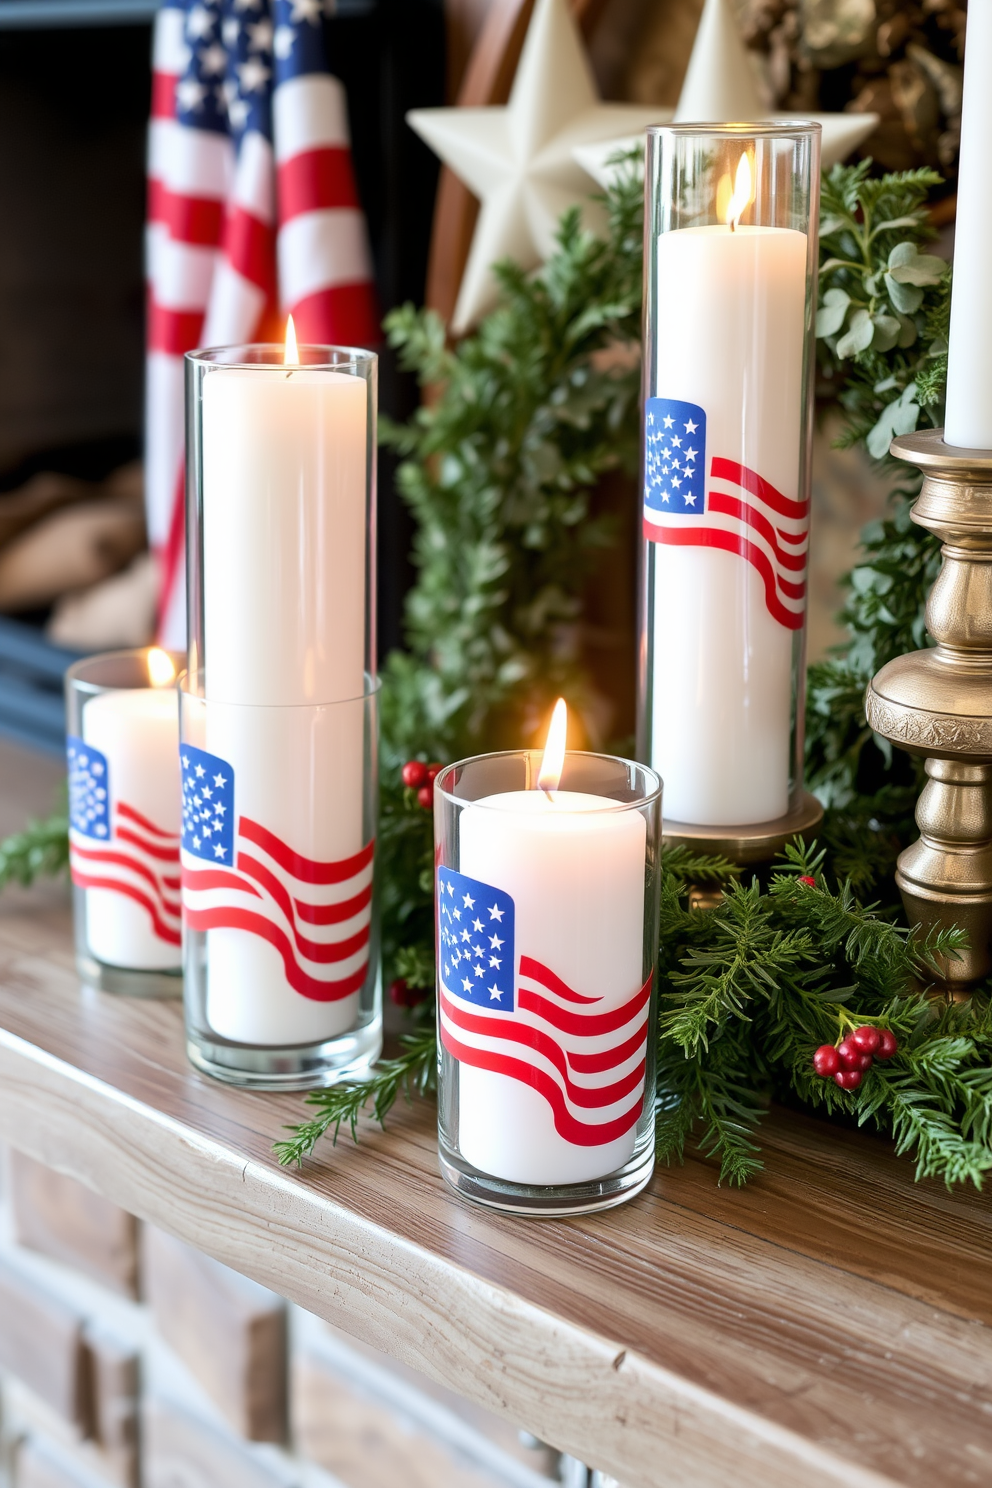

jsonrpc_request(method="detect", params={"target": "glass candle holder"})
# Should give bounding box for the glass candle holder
[66,647,184,998]
[184,342,380,1087]
[639,123,822,849]
[435,750,662,1216]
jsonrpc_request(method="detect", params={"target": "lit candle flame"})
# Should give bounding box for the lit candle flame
[284,313,299,365]
[147,647,176,688]
[725,153,751,232]
[537,697,568,794]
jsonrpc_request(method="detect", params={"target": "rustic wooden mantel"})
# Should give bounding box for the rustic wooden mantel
[0,879,990,1488]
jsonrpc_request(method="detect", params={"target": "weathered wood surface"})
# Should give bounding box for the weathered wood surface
[0,882,991,1488]
[10,1148,139,1297]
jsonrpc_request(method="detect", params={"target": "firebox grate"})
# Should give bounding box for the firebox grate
[0,617,81,757]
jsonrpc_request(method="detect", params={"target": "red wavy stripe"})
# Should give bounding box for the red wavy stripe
[777,528,808,547]
[278,147,359,220]
[116,826,180,863]
[518,972,652,1037]
[147,179,224,246]
[295,881,373,925]
[71,846,180,919]
[707,492,807,573]
[440,1025,643,1147]
[151,70,178,120]
[288,282,380,350]
[222,204,276,296]
[645,523,805,631]
[236,852,370,963]
[183,906,368,1001]
[710,457,809,520]
[440,991,645,1108]
[238,819,374,885]
[568,1024,649,1075]
[117,802,179,841]
[70,871,182,945]
[147,300,206,357]
[182,866,261,898]
[518,955,601,1005]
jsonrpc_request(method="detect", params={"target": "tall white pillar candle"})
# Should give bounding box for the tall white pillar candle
[196,363,369,1043]
[646,223,808,825]
[439,794,648,1185]
[944,0,992,450]
[69,687,181,969]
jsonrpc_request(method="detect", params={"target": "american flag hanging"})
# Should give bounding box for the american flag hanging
[67,739,182,947]
[437,869,651,1148]
[179,744,374,1001]
[642,396,809,631]
[146,0,380,649]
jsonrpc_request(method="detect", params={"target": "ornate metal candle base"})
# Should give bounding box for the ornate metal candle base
[866,430,992,987]
[664,790,824,866]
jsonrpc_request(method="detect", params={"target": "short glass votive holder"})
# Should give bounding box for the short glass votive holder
[434,750,662,1216]
[65,647,184,998]
[179,673,382,1089]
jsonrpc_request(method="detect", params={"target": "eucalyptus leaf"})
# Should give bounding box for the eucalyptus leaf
[836,307,875,358]
[870,313,901,353]
[887,241,947,286]
[816,286,851,338]
[867,382,921,459]
[884,272,924,315]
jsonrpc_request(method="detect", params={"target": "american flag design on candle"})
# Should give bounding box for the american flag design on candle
[179,745,373,1001]
[437,868,651,1147]
[67,738,182,947]
[642,396,809,630]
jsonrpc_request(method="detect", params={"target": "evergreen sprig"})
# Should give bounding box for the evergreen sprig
[0,798,68,890]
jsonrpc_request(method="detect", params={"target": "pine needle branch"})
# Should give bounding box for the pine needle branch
[0,801,69,890]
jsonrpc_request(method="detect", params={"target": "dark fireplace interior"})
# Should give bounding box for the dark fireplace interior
[0,0,443,751]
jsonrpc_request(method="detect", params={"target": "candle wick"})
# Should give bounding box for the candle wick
[729,219,735,234]
[543,788,555,803]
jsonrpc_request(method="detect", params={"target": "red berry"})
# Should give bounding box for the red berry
[402,760,427,789]
[834,1068,863,1090]
[875,1028,898,1060]
[416,784,434,809]
[838,1038,872,1072]
[425,763,442,784]
[389,977,428,1008]
[798,875,817,887]
[813,1044,840,1077]
[852,1025,881,1054]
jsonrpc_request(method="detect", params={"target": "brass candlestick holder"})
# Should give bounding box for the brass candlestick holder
[866,429,992,987]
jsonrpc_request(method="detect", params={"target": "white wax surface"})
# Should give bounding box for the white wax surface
[651,225,806,825]
[82,688,181,970]
[201,366,367,707]
[196,698,368,1045]
[944,0,992,449]
[198,364,369,1042]
[454,791,646,1185]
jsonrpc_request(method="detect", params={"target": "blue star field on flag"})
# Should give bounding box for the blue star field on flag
[67,738,110,841]
[644,397,707,516]
[181,745,236,863]
[437,868,515,1012]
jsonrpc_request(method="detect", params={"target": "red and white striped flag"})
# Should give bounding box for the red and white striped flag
[146,0,379,649]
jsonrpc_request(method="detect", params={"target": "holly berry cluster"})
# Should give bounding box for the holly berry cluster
[401,759,442,810]
[813,1026,899,1090]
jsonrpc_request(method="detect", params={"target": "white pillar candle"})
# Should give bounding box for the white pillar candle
[439,700,651,1188]
[944,0,992,450]
[192,354,370,1043]
[69,686,181,970]
[646,220,808,825]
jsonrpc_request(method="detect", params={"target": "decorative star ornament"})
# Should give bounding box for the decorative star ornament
[574,0,879,189]
[407,0,663,332]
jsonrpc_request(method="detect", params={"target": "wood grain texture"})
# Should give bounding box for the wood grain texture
[0,889,991,1487]
[9,1150,139,1298]
[141,1399,283,1488]
[142,1227,286,1443]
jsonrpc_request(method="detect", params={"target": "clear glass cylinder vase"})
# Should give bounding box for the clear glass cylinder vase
[639,123,821,845]
[435,750,662,1216]
[182,343,381,1087]
[66,647,184,998]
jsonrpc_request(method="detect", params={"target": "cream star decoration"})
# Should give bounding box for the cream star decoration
[573,0,879,189]
[407,0,662,332]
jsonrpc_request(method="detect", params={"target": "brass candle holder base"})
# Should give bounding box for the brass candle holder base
[866,429,992,987]
[664,790,824,866]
